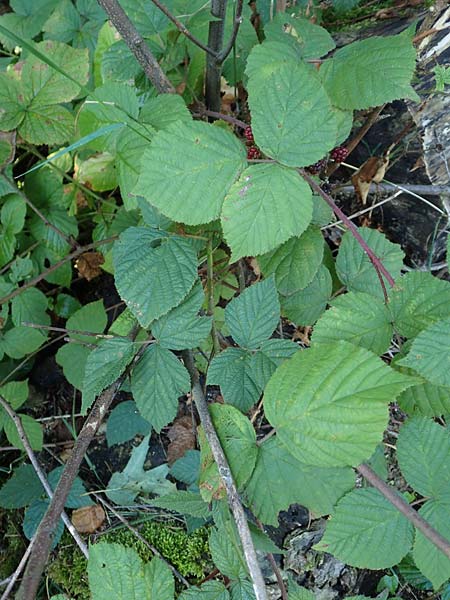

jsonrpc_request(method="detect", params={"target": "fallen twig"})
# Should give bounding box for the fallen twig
[182,350,268,600]
[16,326,144,600]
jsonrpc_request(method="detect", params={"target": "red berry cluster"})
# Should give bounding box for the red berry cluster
[247,146,261,160]
[244,126,254,143]
[330,146,349,163]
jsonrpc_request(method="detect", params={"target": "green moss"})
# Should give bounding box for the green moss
[47,532,89,600]
[102,520,211,581]
[322,1,400,31]
[47,520,212,599]
[0,509,27,581]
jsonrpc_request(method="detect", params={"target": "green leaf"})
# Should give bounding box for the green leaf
[245,40,302,85]
[207,348,260,412]
[221,164,313,260]
[250,339,298,391]
[116,123,155,210]
[229,579,255,600]
[0,74,25,131]
[263,14,335,58]
[288,577,315,600]
[1,194,26,234]
[0,326,46,359]
[336,228,404,299]
[320,32,419,110]
[312,291,393,355]
[0,380,29,410]
[89,542,174,600]
[76,152,117,192]
[29,208,78,256]
[55,300,108,390]
[315,488,414,568]
[0,463,44,508]
[106,400,151,447]
[77,82,139,152]
[388,271,450,338]
[113,227,198,327]
[264,341,416,467]
[397,417,450,498]
[131,344,190,432]
[149,491,210,519]
[209,526,248,580]
[11,287,49,328]
[151,281,212,350]
[208,404,257,490]
[48,466,93,508]
[179,581,230,600]
[258,227,324,294]
[244,436,354,525]
[4,414,43,451]
[280,264,332,326]
[398,317,450,387]
[23,39,89,103]
[170,450,200,487]
[413,499,450,589]
[23,499,64,548]
[20,104,75,146]
[397,379,450,417]
[42,0,81,43]
[248,62,337,167]
[120,0,172,36]
[82,337,137,414]
[139,94,191,130]
[225,278,279,349]
[134,121,246,225]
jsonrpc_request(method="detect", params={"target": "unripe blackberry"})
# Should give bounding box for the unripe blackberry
[320,182,332,195]
[330,146,349,163]
[306,158,326,175]
[247,146,261,160]
[244,126,254,143]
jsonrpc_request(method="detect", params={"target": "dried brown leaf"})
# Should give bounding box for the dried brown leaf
[72,505,105,533]
[352,155,390,205]
[75,251,105,281]
[167,415,196,466]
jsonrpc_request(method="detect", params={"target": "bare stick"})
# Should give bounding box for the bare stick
[3,175,79,250]
[358,463,450,559]
[205,0,229,112]
[0,236,117,307]
[97,0,175,93]
[16,328,144,600]
[335,183,450,199]
[300,169,395,298]
[150,0,216,56]
[0,395,88,559]
[217,0,244,63]
[94,494,190,586]
[22,323,117,339]
[195,109,247,129]
[182,350,268,600]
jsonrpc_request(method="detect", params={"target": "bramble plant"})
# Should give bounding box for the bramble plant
[0,0,449,599]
